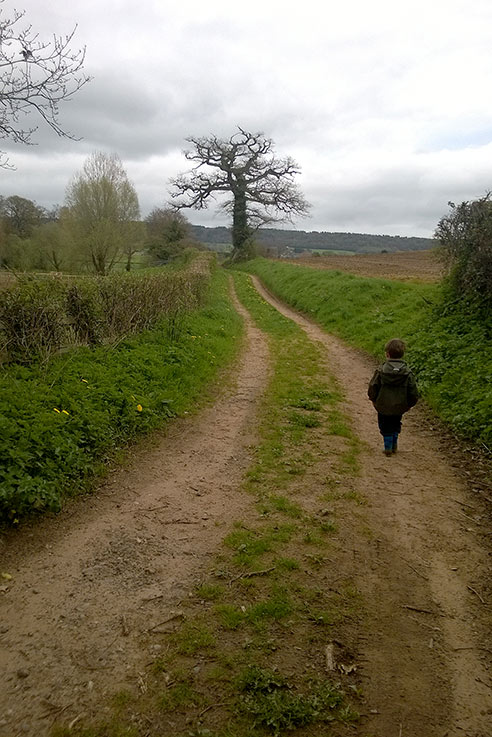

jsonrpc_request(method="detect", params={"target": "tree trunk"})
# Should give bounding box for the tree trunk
[231,176,251,260]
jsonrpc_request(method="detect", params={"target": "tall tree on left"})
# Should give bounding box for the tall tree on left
[65,152,142,275]
[0,0,90,167]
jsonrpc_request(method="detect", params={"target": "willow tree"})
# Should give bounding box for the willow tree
[169,127,310,261]
[65,152,141,274]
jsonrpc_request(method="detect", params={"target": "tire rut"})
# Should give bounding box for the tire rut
[251,275,491,737]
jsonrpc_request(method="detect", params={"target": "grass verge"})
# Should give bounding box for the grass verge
[240,258,492,447]
[55,272,364,736]
[0,267,242,523]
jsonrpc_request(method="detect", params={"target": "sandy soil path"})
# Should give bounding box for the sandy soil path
[0,289,270,736]
[252,276,491,737]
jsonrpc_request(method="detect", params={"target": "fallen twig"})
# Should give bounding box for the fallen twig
[400,556,429,581]
[228,566,276,585]
[198,702,230,718]
[68,713,84,730]
[121,615,129,636]
[164,519,198,525]
[40,700,73,721]
[450,498,476,510]
[148,611,184,632]
[402,604,434,614]
[141,593,164,603]
[467,586,486,604]
[456,510,480,524]
[454,646,492,655]
[408,616,441,632]
[325,642,336,671]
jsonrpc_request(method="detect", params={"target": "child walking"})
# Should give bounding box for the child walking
[368,338,419,456]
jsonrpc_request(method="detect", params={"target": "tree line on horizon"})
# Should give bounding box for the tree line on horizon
[190,224,435,254]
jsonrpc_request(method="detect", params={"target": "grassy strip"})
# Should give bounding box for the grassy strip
[0,268,242,523]
[240,258,492,446]
[58,272,363,737]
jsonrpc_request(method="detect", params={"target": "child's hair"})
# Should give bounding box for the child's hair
[385,338,406,358]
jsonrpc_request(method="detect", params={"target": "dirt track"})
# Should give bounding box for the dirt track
[252,277,491,737]
[0,278,490,736]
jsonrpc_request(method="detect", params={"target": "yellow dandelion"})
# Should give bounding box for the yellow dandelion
[53,408,61,413]
[136,404,143,412]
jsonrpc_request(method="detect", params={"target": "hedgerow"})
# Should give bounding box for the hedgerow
[0,267,242,524]
[0,256,209,363]
[240,258,492,447]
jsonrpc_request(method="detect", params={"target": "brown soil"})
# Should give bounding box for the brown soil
[288,250,443,282]
[1,278,490,737]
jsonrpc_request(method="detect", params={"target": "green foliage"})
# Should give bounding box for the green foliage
[241,258,492,446]
[64,152,141,275]
[236,666,349,736]
[173,622,216,655]
[224,523,295,568]
[435,194,492,310]
[145,207,198,263]
[0,268,242,523]
[0,261,209,363]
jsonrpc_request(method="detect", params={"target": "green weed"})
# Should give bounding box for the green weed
[275,556,300,571]
[173,622,216,655]
[235,665,352,736]
[196,583,225,601]
[159,681,203,712]
[269,495,303,518]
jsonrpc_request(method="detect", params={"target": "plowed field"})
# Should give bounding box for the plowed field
[289,250,443,282]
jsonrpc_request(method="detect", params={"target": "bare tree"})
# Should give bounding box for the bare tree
[0,1,90,167]
[169,127,310,261]
[65,152,141,275]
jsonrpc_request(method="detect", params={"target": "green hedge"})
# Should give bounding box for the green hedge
[0,268,242,523]
[0,259,209,363]
[240,259,492,447]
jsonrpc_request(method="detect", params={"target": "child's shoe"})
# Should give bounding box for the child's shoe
[383,435,393,456]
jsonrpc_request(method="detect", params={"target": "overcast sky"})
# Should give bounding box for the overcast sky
[1,0,491,237]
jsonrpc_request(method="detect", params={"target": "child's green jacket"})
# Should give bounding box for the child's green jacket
[368,359,419,415]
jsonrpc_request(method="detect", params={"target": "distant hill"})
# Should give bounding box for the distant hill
[190,225,435,254]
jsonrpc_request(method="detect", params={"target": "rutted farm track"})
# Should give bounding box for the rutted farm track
[0,278,490,737]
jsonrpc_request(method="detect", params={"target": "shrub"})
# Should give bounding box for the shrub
[435,194,492,311]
